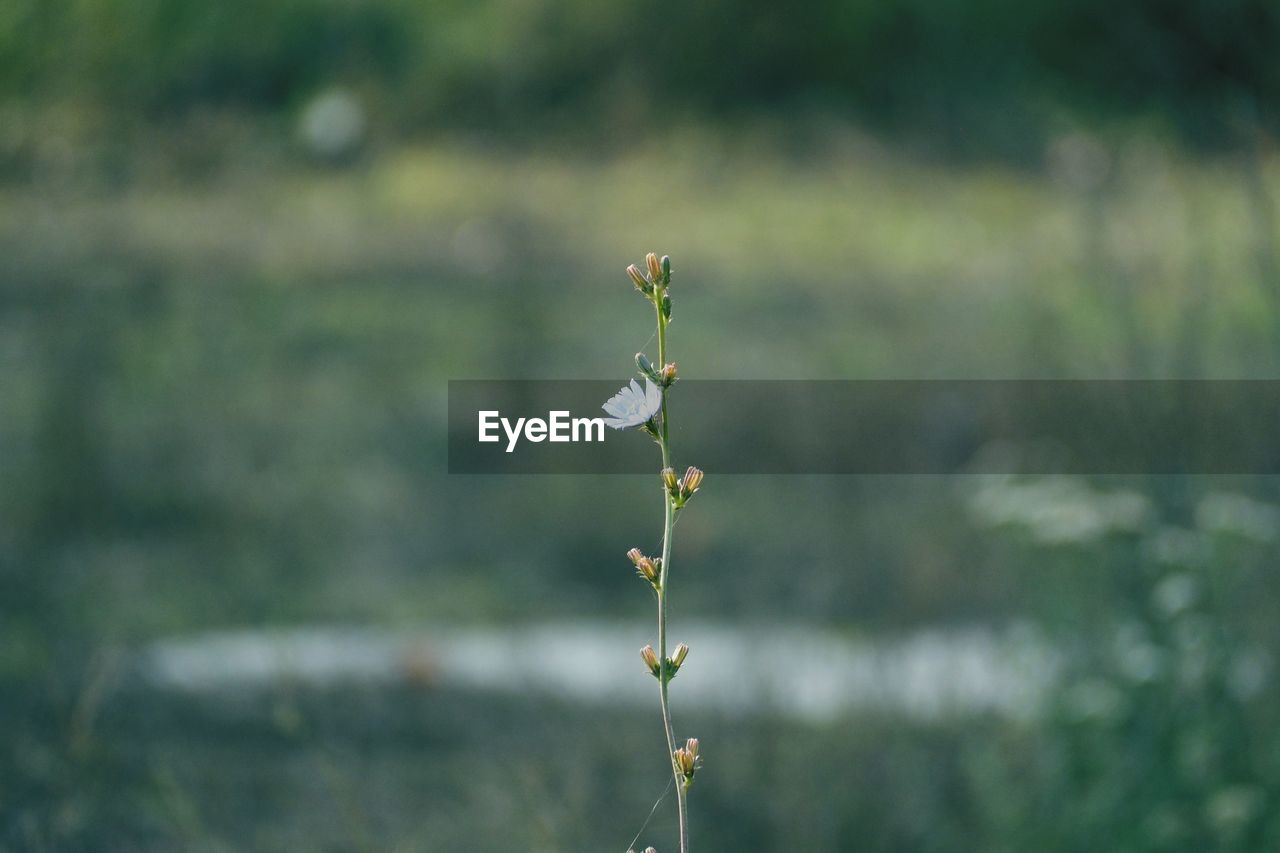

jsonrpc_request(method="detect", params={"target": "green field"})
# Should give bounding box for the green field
[4,134,1280,850]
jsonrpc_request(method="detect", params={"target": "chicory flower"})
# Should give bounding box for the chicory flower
[602,378,662,430]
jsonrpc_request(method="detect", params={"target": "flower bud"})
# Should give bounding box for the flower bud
[635,352,658,380]
[661,255,671,282]
[646,252,663,282]
[671,643,689,668]
[660,467,679,493]
[658,362,678,386]
[661,291,672,320]
[636,558,659,584]
[627,264,653,295]
[627,548,659,584]
[641,645,661,677]
[680,467,704,499]
[673,737,700,781]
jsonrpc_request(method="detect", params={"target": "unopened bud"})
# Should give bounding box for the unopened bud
[627,264,652,295]
[661,255,671,282]
[635,352,658,380]
[658,362,677,386]
[673,737,700,780]
[627,548,659,584]
[661,291,672,320]
[680,467,704,499]
[641,645,661,676]
[671,643,689,668]
[646,252,663,282]
[660,467,679,493]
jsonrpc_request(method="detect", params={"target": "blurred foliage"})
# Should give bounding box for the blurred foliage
[4,1,1280,848]
[4,137,1280,847]
[964,476,1280,851]
[2,0,1280,157]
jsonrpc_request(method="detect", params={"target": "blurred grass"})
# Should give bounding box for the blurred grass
[5,136,1280,648]
[4,132,1280,849]
[6,133,1280,379]
[5,2,1280,847]
[4,672,1006,851]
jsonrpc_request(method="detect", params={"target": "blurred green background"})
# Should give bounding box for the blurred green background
[4,1,1280,850]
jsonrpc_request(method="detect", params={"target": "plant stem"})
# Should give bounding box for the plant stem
[654,294,689,853]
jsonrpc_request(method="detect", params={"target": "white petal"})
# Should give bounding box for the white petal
[644,378,661,412]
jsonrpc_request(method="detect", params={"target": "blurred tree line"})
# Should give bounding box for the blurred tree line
[1,0,1278,159]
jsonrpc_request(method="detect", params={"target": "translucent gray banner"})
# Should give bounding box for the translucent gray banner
[448,380,1280,474]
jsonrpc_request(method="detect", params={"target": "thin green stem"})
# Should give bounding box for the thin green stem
[654,292,689,853]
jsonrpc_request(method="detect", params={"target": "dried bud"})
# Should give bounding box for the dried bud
[671,643,689,668]
[641,645,661,677]
[627,548,659,584]
[627,264,653,295]
[673,737,701,781]
[646,252,663,282]
[658,362,678,386]
[680,467,704,499]
[660,467,679,493]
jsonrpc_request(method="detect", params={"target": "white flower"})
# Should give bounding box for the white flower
[601,378,661,430]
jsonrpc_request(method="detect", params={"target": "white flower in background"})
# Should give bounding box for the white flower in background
[965,475,1148,545]
[1152,572,1198,618]
[602,378,661,430]
[1196,492,1280,543]
[298,87,366,160]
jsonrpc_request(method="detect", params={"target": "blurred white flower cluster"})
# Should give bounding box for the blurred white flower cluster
[966,475,1148,544]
